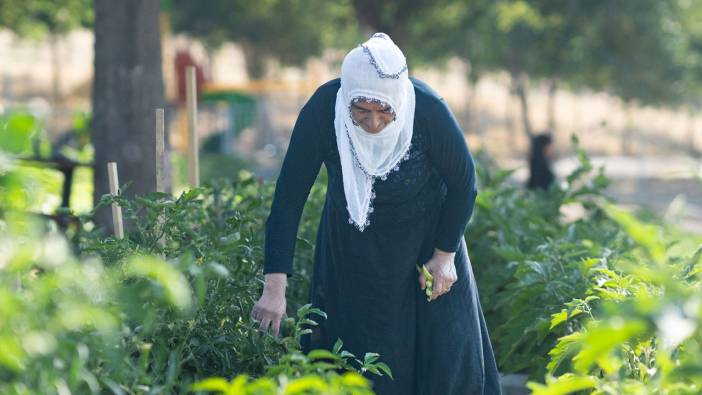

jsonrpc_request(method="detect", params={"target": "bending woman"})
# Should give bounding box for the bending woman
[251,33,501,395]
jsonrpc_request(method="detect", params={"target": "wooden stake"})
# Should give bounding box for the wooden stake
[155,109,167,252]
[155,108,165,193]
[186,66,200,188]
[107,162,124,239]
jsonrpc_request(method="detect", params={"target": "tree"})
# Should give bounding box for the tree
[462,0,686,142]
[168,0,360,78]
[91,0,165,230]
[0,0,93,102]
[669,0,702,157]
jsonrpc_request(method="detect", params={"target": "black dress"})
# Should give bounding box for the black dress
[264,78,502,395]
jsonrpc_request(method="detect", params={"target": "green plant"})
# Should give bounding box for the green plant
[0,213,198,394]
[469,136,619,377]
[528,205,702,394]
[191,371,375,395]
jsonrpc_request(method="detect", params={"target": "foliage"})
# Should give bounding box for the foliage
[1,135,386,394]
[0,0,92,37]
[0,111,48,157]
[0,212,198,394]
[5,105,702,394]
[168,0,359,77]
[469,135,615,377]
[528,206,702,394]
[78,171,329,379]
[0,208,383,394]
[191,371,374,395]
[0,111,92,214]
[469,136,702,393]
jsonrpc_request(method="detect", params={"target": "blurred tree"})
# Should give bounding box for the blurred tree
[92,0,165,231]
[671,0,702,157]
[462,0,687,143]
[0,0,92,103]
[168,0,360,78]
[170,0,700,154]
[573,0,687,154]
[577,1,683,105]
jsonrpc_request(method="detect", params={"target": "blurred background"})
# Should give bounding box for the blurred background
[0,0,700,232]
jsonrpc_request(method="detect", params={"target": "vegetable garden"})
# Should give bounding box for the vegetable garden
[2,127,702,394]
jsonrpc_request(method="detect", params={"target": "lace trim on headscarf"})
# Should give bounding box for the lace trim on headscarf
[360,45,408,80]
[343,123,412,231]
[349,96,398,125]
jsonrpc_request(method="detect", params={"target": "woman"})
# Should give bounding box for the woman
[251,33,501,395]
[527,133,556,190]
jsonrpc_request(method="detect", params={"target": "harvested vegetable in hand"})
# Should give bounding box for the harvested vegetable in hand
[416,264,434,301]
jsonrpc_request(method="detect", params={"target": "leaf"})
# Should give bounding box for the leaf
[307,349,340,361]
[602,203,665,263]
[332,339,343,354]
[375,362,394,379]
[123,256,193,311]
[546,332,584,374]
[572,319,647,374]
[191,377,230,392]
[527,373,597,395]
[340,350,355,359]
[340,372,370,387]
[363,352,379,364]
[206,262,230,278]
[296,304,312,319]
[365,366,381,375]
[550,310,569,330]
[298,319,319,327]
[284,375,328,393]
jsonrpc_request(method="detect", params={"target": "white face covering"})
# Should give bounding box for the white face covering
[335,33,415,231]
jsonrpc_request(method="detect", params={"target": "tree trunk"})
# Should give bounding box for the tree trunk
[620,101,634,155]
[49,33,62,105]
[512,72,533,139]
[504,92,518,156]
[687,108,699,158]
[240,41,267,80]
[464,78,474,135]
[546,78,558,131]
[92,0,165,231]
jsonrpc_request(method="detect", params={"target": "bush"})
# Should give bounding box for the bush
[2,141,388,394]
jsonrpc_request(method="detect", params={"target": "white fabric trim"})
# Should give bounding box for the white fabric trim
[334,33,415,231]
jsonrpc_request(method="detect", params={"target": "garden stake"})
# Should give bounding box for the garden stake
[107,162,124,239]
[155,109,166,252]
[155,108,165,193]
[186,66,200,188]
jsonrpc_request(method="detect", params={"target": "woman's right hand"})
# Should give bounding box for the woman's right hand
[250,273,287,337]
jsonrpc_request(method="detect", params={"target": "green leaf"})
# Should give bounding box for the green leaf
[191,377,230,392]
[527,373,597,395]
[123,256,193,311]
[603,203,665,263]
[307,349,340,361]
[332,339,343,354]
[363,352,379,364]
[572,319,647,374]
[550,310,569,330]
[375,362,394,379]
[546,332,584,374]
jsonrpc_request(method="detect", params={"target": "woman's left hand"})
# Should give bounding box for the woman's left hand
[419,248,458,301]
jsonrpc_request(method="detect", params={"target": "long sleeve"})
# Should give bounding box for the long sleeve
[263,100,325,277]
[424,96,478,253]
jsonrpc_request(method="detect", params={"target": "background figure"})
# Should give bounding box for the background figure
[527,132,555,190]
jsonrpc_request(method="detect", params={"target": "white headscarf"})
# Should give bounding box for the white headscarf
[335,33,415,231]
